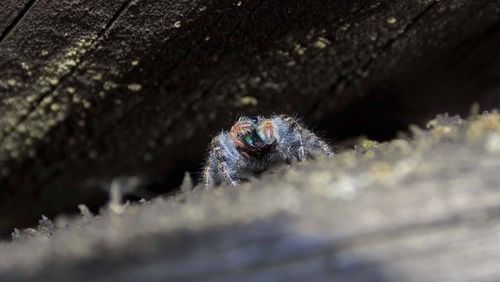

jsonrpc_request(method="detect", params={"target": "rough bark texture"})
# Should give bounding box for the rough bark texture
[0,0,499,236]
[1,113,500,281]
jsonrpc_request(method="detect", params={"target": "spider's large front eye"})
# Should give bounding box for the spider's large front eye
[243,131,265,150]
[244,133,255,147]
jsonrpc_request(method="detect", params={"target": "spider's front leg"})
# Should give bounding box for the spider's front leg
[203,133,244,189]
[281,115,333,159]
[259,115,333,161]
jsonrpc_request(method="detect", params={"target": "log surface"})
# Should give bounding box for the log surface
[0,114,500,281]
[0,0,499,236]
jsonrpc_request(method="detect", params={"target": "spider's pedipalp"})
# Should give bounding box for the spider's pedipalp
[257,119,278,145]
[230,117,255,149]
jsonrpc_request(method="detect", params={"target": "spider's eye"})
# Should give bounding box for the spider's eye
[244,133,254,146]
[250,116,259,124]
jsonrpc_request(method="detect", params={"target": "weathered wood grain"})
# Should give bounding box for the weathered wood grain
[0,0,499,237]
[0,0,133,234]
[0,0,33,42]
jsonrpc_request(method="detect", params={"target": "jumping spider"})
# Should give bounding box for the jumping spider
[202,114,333,189]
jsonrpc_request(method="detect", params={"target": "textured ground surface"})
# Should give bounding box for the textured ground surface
[1,112,500,281]
[0,0,499,236]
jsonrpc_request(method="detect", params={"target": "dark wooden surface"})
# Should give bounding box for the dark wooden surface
[0,0,31,39]
[0,0,499,237]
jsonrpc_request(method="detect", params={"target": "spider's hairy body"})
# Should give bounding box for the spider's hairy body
[202,114,333,189]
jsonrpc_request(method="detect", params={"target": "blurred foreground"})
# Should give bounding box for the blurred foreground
[1,112,500,281]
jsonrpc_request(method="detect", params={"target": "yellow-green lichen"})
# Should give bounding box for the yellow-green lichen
[313,37,330,49]
[0,35,98,162]
[294,44,306,55]
[235,96,258,107]
[387,16,397,24]
[128,84,143,92]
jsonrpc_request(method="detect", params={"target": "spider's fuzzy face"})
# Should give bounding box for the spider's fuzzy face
[230,115,272,153]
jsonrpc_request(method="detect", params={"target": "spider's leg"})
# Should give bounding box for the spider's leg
[202,152,217,189]
[214,133,242,187]
[214,149,239,187]
[202,137,221,189]
[280,115,306,161]
[202,134,240,189]
[277,115,333,160]
[302,128,334,157]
